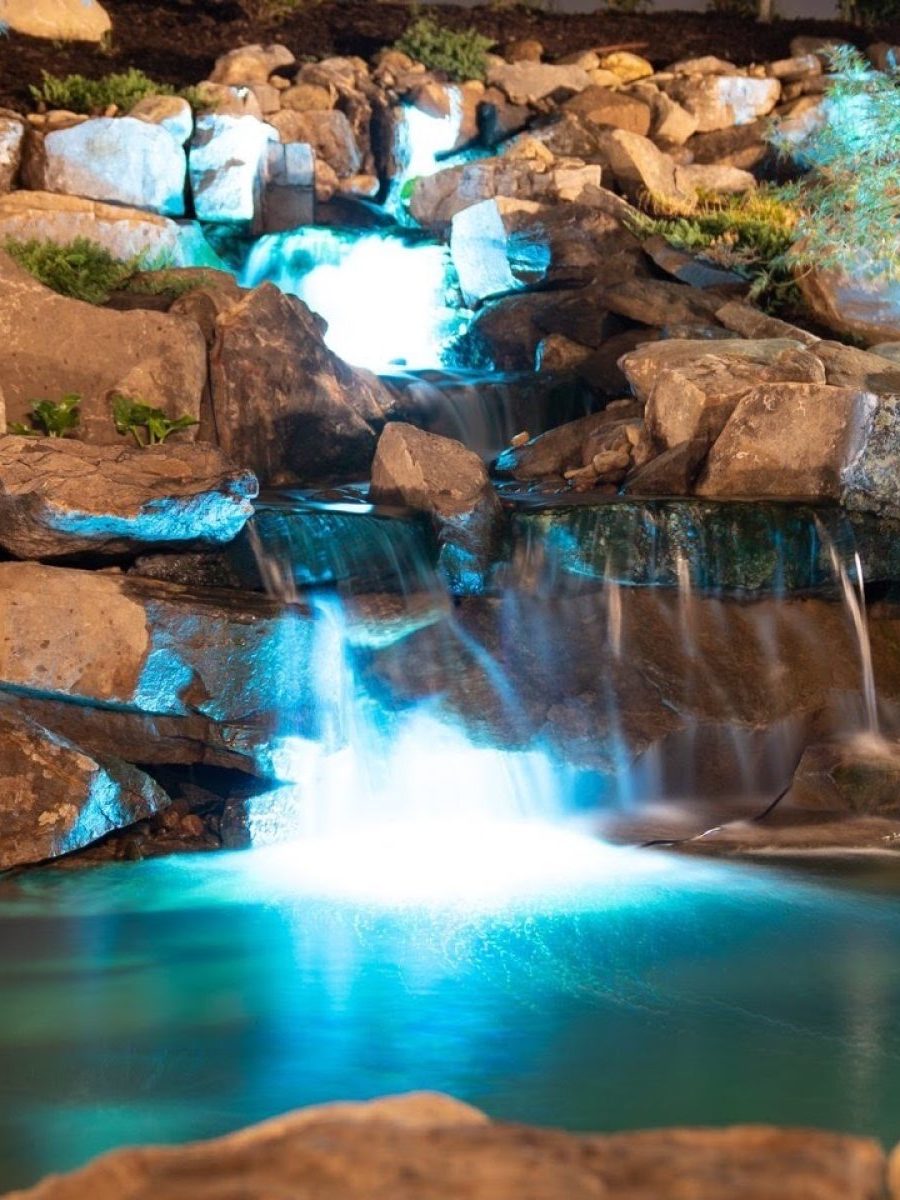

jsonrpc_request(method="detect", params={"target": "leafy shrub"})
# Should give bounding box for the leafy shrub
[395,17,494,83]
[10,395,81,439]
[29,68,203,115]
[773,46,900,277]
[112,395,198,447]
[630,189,800,309]
[4,237,137,304]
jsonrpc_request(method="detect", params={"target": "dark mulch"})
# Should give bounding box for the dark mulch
[0,0,895,113]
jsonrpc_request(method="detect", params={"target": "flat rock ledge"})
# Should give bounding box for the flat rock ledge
[0,437,258,559]
[3,1092,888,1200]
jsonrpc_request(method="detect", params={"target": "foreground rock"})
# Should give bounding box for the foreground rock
[6,1092,886,1200]
[370,423,503,590]
[0,0,111,41]
[0,706,167,871]
[208,283,390,486]
[0,437,258,560]
[0,252,207,442]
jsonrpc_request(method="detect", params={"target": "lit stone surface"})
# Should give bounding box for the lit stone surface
[0,0,111,42]
[3,1094,886,1200]
[0,111,25,193]
[189,113,278,223]
[663,73,782,132]
[38,118,187,217]
[0,437,258,559]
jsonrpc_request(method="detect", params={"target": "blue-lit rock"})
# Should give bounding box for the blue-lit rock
[0,250,207,445]
[33,117,187,218]
[798,261,900,348]
[189,113,278,225]
[0,110,25,193]
[0,437,258,560]
[0,705,167,870]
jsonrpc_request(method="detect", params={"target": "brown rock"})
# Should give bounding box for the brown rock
[624,438,709,496]
[600,278,722,328]
[563,88,652,136]
[621,336,815,403]
[494,407,641,480]
[269,109,362,176]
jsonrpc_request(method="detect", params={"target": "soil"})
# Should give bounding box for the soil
[0,0,897,114]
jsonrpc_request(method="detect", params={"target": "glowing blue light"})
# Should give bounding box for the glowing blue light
[240,229,467,371]
[386,90,466,218]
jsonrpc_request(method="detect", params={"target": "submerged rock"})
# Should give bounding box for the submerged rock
[5,1093,885,1200]
[0,706,168,871]
[0,437,257,560]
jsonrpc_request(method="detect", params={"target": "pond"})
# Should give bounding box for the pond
[1,841,899,1190]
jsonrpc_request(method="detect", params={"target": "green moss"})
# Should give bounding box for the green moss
[4,237,138,305]
[395,17,494,83]
[29,68,204,115]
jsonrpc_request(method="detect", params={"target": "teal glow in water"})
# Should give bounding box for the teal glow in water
[1,847,900,1188]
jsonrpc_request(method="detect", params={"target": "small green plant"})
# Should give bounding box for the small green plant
[10,395,81,439]
[112,395,198,447]
[3,237,137,304]
[630,189,800,309]
[395,17,494,83]
[29,68,203,115]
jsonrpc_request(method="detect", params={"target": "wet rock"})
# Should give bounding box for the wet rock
[0,111,25,192]
[621,337,815,403]
[0,191,209,266]
[450,197,642,306]
[29,117,187,217]
[208,283,389,486]
[494,407,641,481]
[209,44,295,87]
[269,110,361,177]
[0,706,169,871]
[842,394,900,521]
[0,0,111,41]
[662,73,781,132]
[697,383,874,501]
[189,114,277,225]
[454,291,584,372]
[784,736,900,814]
[487,61,593,106]
[797,262,900,347]
[371,423,503,590]
[5,1094,885,1200]
[0,561,315,775]
[0,251,207,445]
[0,438,257,560]
[645,347,825,450]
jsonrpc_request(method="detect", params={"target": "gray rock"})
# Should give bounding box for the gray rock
[594,128,696,211]
[0,437,257,560]
[487,61,593,105]
[370,423,503,589]
[697,383,874,501]
[797,262,900,348]
[3,1092,885,1200]
[208,283,389,486]
[662,74,781,132]
[0,705,169,870]
[35,118,187,217]
[842,394,900,521]
[0,110,25,193]
[0,251,207,446]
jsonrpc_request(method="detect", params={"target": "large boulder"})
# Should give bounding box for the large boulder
[208,283,389,486]
[0,110,25,192]
[269,110,361,177]
[0,0,111,41]
[370,423,503,589]
[450,197,643,306]
[486,61,593,106]
[563,88,652,136]
[0,562,314,775]
[595,128,696,212]
[0,252,207,444]
[0,437,257,560]
[209,43,296,86]
[621,337,816,403]
[662,73,782,132]
[645,346,826,450]
[0,191,214,266]
[189,114,278,224]
[842,394,900,520]
[696,383,874,500]
[3,1094,885,1200]
[31,118,187,217]
[0,706,168,870]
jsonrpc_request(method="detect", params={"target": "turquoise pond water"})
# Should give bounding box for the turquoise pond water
[1,834,900,1189]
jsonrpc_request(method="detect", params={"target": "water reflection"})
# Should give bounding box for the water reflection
[1,848,900,1188]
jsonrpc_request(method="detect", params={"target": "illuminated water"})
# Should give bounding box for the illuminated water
[2,847,900,1189]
